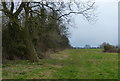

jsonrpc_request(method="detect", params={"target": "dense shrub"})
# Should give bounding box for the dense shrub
[103,44,117,53]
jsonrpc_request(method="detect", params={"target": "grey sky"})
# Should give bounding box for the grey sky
[68,0,118,47]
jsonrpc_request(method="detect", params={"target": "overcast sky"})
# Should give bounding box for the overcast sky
[68,0,118,47]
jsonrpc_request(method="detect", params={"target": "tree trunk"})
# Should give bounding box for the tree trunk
[22,5,38,62]
[10,18,39,62]
[21,29,39,62]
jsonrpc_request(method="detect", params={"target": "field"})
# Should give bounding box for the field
[2,49,118,79]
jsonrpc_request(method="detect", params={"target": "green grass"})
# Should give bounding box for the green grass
[2,49,118,79]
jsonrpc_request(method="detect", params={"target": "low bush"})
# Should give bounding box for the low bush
[103,44,117,53]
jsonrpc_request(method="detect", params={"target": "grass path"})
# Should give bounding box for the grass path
[2,49,118,79]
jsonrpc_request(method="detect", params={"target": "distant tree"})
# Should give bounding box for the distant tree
[100,42,107,48]
[102,43,117,53]
[84,44,91,49]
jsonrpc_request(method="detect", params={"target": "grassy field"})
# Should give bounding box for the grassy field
[2,49,118,79]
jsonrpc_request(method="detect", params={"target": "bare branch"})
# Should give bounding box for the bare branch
[1,2,13,17]
[10,0,14,13]
[14,2,26,16]
[2,1,9,12]
[58,2,95,20]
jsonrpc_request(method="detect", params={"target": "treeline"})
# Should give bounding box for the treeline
[1,1,96,62]
[2,2,70,61]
